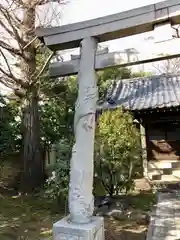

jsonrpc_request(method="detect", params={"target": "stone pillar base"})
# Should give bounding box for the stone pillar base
[53,216,104,240]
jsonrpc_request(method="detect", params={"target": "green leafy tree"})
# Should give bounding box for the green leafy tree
[0,96,20,158]
[95,109,141,196]
[42,77,77,202]
[45,139,72,204]
[131,71,152,78]
[97,67,132,102]
[45,66,146,200]
[40,76,77,146]
[0,0,64,192]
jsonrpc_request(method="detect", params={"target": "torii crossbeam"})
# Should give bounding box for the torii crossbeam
[37,0,180,50]
[36,1,180,239]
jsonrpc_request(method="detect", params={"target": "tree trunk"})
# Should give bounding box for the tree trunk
[20,88,44,193]
[19,3,44,192]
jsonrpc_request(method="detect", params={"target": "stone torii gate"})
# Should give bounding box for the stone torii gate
[36,0,180,239]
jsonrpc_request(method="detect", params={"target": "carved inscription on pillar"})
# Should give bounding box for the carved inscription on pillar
[55,234,82,240]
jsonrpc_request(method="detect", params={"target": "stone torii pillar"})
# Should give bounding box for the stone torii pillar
[68,37,98,224]
[53,37,104,240]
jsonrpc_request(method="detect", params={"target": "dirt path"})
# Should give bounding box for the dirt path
[0,192,154,239]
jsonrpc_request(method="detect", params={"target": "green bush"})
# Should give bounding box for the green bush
[45,108,141,201]
[0,98,20,158]
[45,139,72,203]
[95,108,141,196]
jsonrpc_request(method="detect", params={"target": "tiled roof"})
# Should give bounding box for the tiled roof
[101,74,180,111]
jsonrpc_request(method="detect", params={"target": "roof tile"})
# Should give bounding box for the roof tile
[102,74,180,111]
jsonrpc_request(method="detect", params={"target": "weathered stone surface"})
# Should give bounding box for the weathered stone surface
[108,209,126,221]
[130,211,150,225]
[68,37,98,224]
[94,196,131,218]
[146,191,180,240]
[53,216,104,240]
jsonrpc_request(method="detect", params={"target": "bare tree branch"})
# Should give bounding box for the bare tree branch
[32,0,66,7]
[0,40,22,56]
[0,4,23,51]
[0,49,27,88]
[36,51,54,79]
[0,18,15,38]
[0,0,65,94]
[23,36,38,50]
[0,66,21,86]
[0,48,13,75]
[0,76,14,89]
[153,58,180,74]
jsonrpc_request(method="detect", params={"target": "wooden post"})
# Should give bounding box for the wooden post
[140,123,148,178]
[45,144,56,167]
[68,37,98,224]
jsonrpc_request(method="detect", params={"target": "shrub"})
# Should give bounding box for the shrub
[0,98,20,158]
[95,108,141,196]
[45,139,72,203]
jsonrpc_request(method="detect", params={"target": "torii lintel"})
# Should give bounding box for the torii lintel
[36,0,180,50]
